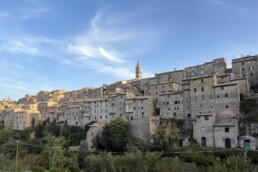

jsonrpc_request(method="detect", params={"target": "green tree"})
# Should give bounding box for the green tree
[101,118,133,152]
[0,128,13,145]
[153,122,179,150]
[226,155,253,172]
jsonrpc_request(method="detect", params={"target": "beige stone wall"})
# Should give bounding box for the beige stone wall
[160,92,184,119]
[231,78,250,98]
[189,75,217,120]
[86,123,103,152]
[213,122,238,148]
[232,55,258,87]
[214,83,239,119]
[129,116,150,142]
[193,112,216,147]
[3,110,14,128]
[125,96,154,120]
[155,70,185,84]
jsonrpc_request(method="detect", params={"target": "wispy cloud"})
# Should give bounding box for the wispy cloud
[67,9,159,79]
[0,3,159,99]
[2,39,40,55]
[0,34,66,57]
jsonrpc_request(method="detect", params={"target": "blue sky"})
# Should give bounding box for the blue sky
[1,0,258,100]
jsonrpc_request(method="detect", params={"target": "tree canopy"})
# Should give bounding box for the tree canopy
[100,118,133,152]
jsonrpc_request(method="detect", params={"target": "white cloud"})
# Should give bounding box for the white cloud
[99,47,124,63]
[2,39,40,55]
[69,44,100,59]
[67,8,159,79]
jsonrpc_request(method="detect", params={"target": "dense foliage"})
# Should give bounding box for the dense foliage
[94,118,133,152]
[1,117,258,171]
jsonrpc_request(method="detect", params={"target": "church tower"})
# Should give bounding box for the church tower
[135,61,143,80]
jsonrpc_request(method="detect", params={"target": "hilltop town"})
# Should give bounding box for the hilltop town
[1,54,258,151]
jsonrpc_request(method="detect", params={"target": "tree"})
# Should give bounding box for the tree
[101,118,133,152]
[153,122,179,150]
[0,128,14,145]
[226,155,253,172]
[43,133,64,169]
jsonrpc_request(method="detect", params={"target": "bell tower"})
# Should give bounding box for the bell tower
[135,61,142,80]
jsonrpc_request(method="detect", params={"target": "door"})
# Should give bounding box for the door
[244,140,250,150]
[201,137,206,147]
[225,138,231,148]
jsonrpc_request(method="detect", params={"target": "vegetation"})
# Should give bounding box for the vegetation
[240,99,258,123]
[1,118,258,171]
[94,118,133,152]
[153,123,180,150]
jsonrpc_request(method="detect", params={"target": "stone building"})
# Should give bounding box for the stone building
[13,109,41,130]
[154,70,185,84]
[232,55,258,89]
[129,116,159,143]
[239,135,258,150]
[185,58,228,78]
[85,122,104,152]
[125,96,154,120]
[159,91,184,119]
[136,61,143,80]
[3,54,258,149]
[191,75,240,148]
[3,109,15,128]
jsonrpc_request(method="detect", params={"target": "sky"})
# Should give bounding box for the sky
[1,0,258,100]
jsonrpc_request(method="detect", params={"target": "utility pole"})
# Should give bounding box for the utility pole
[15,140,19,172]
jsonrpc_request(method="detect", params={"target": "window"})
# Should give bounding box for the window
[221,86,224,90]
[202,95,205,100]
[242,68,245,72]
[251,73,253,76]
[225,127,229,132]
[194,88,197,93]
[225,93,228,97]
[201,87,204,92]
[225,105,229,108]
[242,62,244,65]
[204,116,209,120]
[201,79,203,83]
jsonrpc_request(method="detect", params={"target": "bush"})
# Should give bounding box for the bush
[31,166,45,172]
